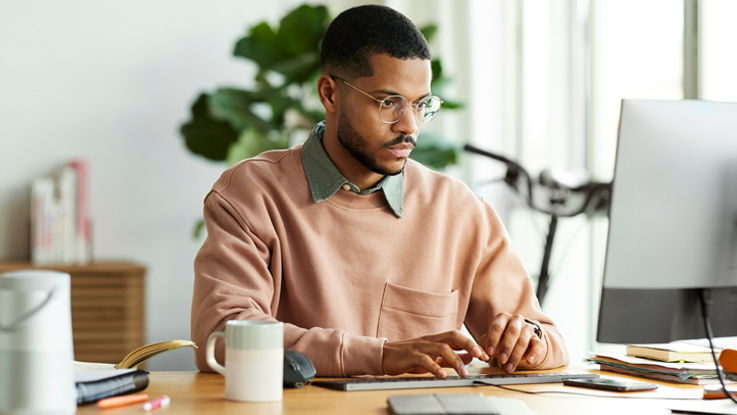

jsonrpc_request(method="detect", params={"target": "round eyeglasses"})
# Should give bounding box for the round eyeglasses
[331,75,443,124]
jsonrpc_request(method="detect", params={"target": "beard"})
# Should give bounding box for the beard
[336,112,416,176]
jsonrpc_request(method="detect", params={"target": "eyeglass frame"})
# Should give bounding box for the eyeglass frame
[329,75,443,124]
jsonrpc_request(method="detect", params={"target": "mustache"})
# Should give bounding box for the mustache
[385,135,417,148]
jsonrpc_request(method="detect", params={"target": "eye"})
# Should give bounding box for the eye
[381,97,398,108]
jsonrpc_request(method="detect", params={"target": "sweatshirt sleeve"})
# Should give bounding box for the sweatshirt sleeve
[190,190,385,376]
[463,204,569,369]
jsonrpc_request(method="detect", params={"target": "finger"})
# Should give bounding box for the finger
[436,351,474,368]
[494,315,525,366]
[413,351,447,378]
[522,336,544,367]
[430,331,489,361]
[382,342,439,376]
[484,313,511,356]
[502,326,534,373]
[382,334,483,377]
[421,342,468,377]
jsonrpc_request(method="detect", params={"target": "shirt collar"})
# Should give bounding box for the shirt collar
[301,122,404,218]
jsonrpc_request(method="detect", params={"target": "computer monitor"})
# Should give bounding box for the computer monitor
[597,99,737,343]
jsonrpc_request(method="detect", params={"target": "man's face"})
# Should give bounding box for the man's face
[336,53,432,177]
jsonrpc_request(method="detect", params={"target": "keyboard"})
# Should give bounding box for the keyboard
[312,370,598,391]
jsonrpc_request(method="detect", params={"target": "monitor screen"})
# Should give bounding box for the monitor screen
[597,99,737,343]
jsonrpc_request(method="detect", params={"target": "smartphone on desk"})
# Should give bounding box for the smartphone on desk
[563,377,658,392]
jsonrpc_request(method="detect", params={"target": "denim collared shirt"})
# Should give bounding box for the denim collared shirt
[300,122,404,218]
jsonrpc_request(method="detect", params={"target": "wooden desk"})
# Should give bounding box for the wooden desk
[75,371,712,414]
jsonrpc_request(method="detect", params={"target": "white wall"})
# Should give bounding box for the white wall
[0,0,306,370]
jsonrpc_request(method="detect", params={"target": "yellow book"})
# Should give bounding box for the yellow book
[626,343,714,363]
[116,339,198,368]
[74,340,197,370]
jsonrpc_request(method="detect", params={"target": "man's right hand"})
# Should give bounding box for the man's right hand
[381,330,490,378]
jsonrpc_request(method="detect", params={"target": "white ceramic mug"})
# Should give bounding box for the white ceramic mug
[0,270,76,415]
[206,320,284,402]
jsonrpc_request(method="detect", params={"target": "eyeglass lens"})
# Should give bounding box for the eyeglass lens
[379,96,441,124]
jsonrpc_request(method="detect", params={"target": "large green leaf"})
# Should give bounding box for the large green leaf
[419,24,438,42]
[270,51,321,84]
[277,4,329,56]
[208,88,274,132]
[233,22,283,67]
[234,4,328,80]
[180,93,239,161]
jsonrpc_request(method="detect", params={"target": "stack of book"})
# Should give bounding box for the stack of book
[30,160,91,264]
[587,342,725,384]
[586,353,718,384]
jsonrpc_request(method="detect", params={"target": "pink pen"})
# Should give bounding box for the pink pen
[143,395,170,411]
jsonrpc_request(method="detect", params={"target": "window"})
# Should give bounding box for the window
[701,0,737,101]
[406,0,728,358]
[464,0,687,359]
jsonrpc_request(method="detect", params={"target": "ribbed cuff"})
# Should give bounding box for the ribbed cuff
[340,333,387,376]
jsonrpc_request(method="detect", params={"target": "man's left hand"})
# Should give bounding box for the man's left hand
[481,312,545,373]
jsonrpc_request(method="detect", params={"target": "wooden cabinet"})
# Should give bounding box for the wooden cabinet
[0,262,145,363]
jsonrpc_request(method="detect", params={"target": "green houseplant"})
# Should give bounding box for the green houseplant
[180,4,463,236]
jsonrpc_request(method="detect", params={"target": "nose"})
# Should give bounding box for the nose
[391,107,420,137]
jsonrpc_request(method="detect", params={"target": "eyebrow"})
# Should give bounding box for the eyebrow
[371,89,432,101]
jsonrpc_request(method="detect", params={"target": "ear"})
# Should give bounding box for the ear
[317,75,339,113]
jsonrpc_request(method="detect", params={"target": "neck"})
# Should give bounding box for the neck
[321,123,384,190]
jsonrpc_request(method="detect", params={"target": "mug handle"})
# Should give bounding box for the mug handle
[0,287,57,331]
[206,331,227,376]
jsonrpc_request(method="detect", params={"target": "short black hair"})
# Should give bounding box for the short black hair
[320,5,431,79]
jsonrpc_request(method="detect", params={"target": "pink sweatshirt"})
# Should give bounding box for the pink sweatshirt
[191,146,568,376]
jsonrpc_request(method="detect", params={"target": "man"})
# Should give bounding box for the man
[191,5,568,377]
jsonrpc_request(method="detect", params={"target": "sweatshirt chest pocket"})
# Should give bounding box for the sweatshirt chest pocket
[376,282,460,341]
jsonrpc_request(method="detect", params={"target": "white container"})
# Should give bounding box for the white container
[0,270,76,415]
[206,320,284,402]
